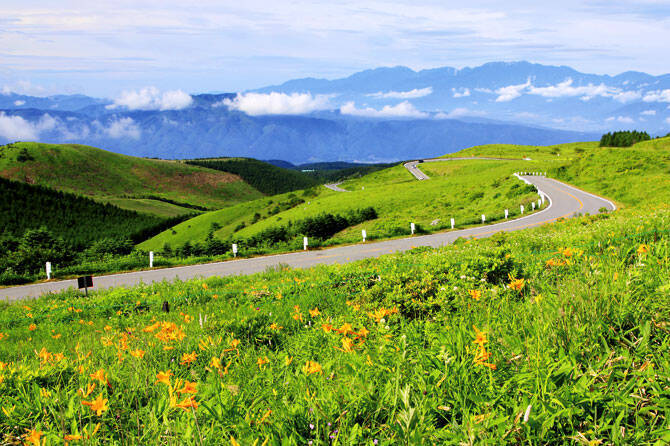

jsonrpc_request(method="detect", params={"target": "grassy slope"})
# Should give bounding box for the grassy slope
[0,142,263,215]
[448,138,670,206]
[140,160,545,251]
[1,206,667,443]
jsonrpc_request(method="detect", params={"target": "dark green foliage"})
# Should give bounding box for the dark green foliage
[0,177,167,249]
[231,207,378,251]
[187,158,319,195]
[0,177,193,280]
[599,131,651,147]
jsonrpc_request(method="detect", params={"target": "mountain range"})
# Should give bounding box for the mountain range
[2,61,668,163]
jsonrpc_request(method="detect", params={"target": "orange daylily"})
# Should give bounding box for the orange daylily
[82,393,109,416]
[257,356,269,369]
[174,396,198,411]
[176,380,197,395]
[468,289,482,301]
[24,429,43,446]
[309,308,321,317]
[130,349,145,359]
[89,369,107,385]
[302,360,323,375]
[156,370,173,386]
[180,351,198,365]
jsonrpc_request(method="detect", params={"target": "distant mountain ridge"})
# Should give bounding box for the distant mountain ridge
[2,61,667,162]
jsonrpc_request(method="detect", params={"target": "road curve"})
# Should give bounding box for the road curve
[404,157,525,180]
[1,175,615,302]
[324,182,349,192]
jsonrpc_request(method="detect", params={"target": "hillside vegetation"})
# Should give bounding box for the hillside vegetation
[186,158,320,195]
[0,142,263,216]
[140,159,546,253]
[0,205,667,443]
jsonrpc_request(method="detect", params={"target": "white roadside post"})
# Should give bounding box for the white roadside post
[303,236,309,251]
[45,262,52,280]
[362,229,367,242]
[232,243,238,258]
[410,222,415,235]
[532,202,536,211]
[520,204,525,214]
[450,218,455,229]
[481,214,486,223]
[149,251,154,268]
[505,209,509,219]
[538,198,542,208]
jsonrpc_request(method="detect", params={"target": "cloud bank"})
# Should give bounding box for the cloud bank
[220,92,332,115]
[103,117,141,139]
[0,112,56,140]
[643,89,670,102]
[108,87,193,111]
[367,87,433,99]
[340,101,427,118]
[494,78,642,103]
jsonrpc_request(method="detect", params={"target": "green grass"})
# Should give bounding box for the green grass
[0,206,668,443]
[141,160,547,252]
[105,198,199,219]
[0,142,263,215]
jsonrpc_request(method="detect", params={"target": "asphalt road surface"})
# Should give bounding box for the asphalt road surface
[1,173,615,302]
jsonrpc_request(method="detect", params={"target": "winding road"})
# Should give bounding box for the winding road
[1,164,615,302]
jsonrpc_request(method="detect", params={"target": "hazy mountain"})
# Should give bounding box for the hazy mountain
[3,61,667,163]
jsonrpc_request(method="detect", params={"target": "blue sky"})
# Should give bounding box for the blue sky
[1,0,669,97]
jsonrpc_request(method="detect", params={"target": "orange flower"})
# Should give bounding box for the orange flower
[180,351,198,365]
[269,323,283,331]
[508,275,525,292]
[28,323,37,331]
[174,396,198,411]
[176,380,197,394]
[637,244,649,255]
[156,370,173,386]
[302,360,322,375]
[468,289,482,301]
[309,308,321,318]
[89,369,107,385]
[321,323,333,333]
[257,356,269,369]
[64,434,82,441]
[357,327,370,337]
[78,383,96,397]
[223,339,240,353]
[24,429,43,446]
[472,326,488,347]
[292,312,303,322]
[210,356,222,369]
[338,323,354,336]
[82,393,109,416]
[130,349,145,359]
[339,337,355,353]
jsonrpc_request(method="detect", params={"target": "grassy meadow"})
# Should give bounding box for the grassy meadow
[0,205,668,444]
[0,142,263,216]
[141,159,547,253]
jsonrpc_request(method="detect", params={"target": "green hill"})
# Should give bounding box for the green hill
[141,137,670,256]
[0,142,264,216]
[186,158,320,195]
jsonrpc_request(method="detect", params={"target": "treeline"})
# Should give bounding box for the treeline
[162,207,378,258]
[0,177,194,281]
[0,177,188,248]
[186,158,319,195]
[600,131,651,147]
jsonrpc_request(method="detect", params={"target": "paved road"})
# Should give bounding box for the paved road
[324,182,349,192]
[1,174,615,302]
[404,157,525,180]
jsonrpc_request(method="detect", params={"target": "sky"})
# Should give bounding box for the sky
[1,0,670,97]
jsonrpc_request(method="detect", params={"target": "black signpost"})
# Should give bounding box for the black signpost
[77,276,93,296]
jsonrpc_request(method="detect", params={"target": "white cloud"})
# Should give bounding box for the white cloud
[606,116,635,124]
[452,88,470,98]
[0,112,56,140]
[666,117,670,125]
[643,89,670,102]
[641,110,656,115]
[13,100,25,106]
[340,101,427,118]
[367,87,433,99]
[219,92,332,115]
[1,80,50,97]
[107,87,193,110]
[495,80,531,102]
[612,90,642,103]
[104,117,141,139]
[435,108,487,119]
